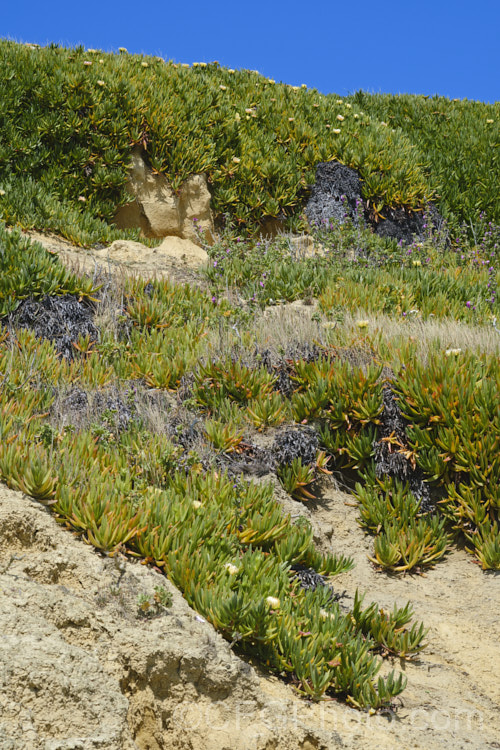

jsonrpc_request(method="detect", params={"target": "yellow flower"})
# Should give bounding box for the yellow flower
[97,80,105,87]
[200,62,207,67]
[0,189,5,196]
[354,114,359,119]
[486,119,494,124]
[118,47,128,53]
[224,563,239,575]
[228,68,235,73]
[336,99,343,104]
[141,62,149,68]
[219,85,227,90]
[345,102,352,108]
[235,113,241,122]
[337,114,345,121]
[356,320,369,329]
[301,83,307,88]
[412,260,422,267]
[445,348,462,357]
[265,596,280,609]
[181,63,190,68]
[268,78,275,84]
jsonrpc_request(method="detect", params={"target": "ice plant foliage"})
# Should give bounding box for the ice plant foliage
[0,46,499,711]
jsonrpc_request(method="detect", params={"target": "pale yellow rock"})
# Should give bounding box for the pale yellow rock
[114,147,214,243]
[96,237,208,270]
[157,235,209,267]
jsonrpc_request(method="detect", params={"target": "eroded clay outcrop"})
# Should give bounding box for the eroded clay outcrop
[0,486,329,750]
[114,147,214,244]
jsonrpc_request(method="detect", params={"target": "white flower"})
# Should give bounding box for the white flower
[87,48,98,54]
[356,320,369,329]
[332,128,341,134]
[0,189,5,196]
[232,156,241,163]
[486,119,494,124]
[181,63,190,68]
[313,103,319,107]
[97,80,105,87]
[354,113,359,119]
[336,99,343,104]
[267,78,275,84]
[265,596,280,609]
[337,114,345,121]
[99,59,104,64]
[325,124,331,128]
[345,102,352,108]
[83,61,92,66]
[381,121,388,126]
[219,85,227,91]
[192,500,202,509]
[445,348,462,357]
[77,196,86,202]
[228,69,235,73]
[224,563,239,575]
[141,61,149,68]
[288,117,294,121]
[320,608,334,620]
[235,113,241,122]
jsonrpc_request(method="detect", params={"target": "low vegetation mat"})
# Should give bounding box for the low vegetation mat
[0,40,498,245]
[0,40,498,712]
[1,213,499,710]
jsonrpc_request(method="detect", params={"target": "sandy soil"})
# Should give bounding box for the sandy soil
[3,229,499,750]
[257,476,500,750]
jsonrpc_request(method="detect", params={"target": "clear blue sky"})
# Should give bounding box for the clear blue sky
[3,0,499,103]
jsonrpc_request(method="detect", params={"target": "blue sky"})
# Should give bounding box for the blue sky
[3,0,499,102]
